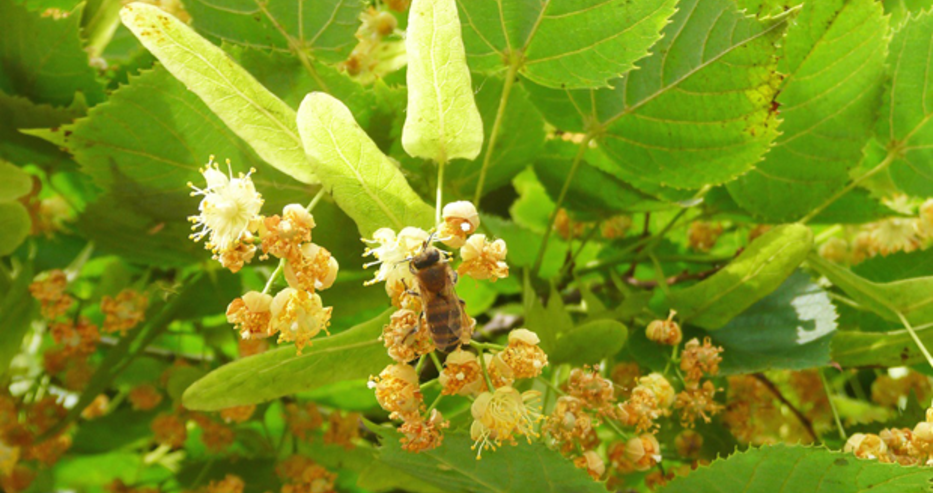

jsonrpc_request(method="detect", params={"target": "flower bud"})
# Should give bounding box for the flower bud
[624,434,661,471]
[645,310,681,346]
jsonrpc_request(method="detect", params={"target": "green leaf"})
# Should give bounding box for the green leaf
[0,90,84,168]
[447,76,546,196]
[457,0,678,90]
[670,224,813,329]
[297,92,434,235]
[883,0,933,27]
[832,326,933,368]
[186,0,363,64]
[522,277,571,354]
[525,0,786,189]
[853,251,933,283]
[402,0,483,162]
[550,319,628,366]
[0,161,32,201]
[52,66,310,266]
[877,10,933,197]
[120,2,318,184]
[375,430,606,493]
[704,271,837,374]
[534,140,660,219]
[0,202,31,256]
[727,0,889,221]
[808,253,933,326]
[733,0,803,18]
[0,261,35,375]
[658,444,933,493]
[0,0,105,106]
[808,188,904,224]
[182,310,393,411]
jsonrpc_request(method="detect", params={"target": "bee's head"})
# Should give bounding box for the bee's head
[411,246,440,271]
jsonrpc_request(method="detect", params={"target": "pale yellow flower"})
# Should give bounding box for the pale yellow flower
[188,157,264,254]
[269,288,332,354]
[438,201,480,249]
[458,234,508,281]
[470,386,541,458]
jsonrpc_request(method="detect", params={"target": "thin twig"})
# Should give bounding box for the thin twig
[752,373,818,442]
[819,368,847,441]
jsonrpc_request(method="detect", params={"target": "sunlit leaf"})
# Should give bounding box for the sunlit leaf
[727,0,889,221]
[877,10,933,197]
[550,319,628,366]
[0,202,31,256]
[658,444,933,492]
[457,0,677,89]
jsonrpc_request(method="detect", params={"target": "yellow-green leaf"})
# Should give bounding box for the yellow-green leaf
[119,2,317,184]
[671,224,813,329]
[402,0,483,163]
[297,92,434,236]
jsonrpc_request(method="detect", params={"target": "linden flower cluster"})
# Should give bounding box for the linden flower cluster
[0,393,73,492]
[365,202,536,457]
[819,198,933,264]
[341,3,406,83]
[845,405,933,466]
[187,158,338,355]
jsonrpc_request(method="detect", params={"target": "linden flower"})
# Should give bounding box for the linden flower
[269,288,332,354]
[217,232,256,273]
[0,438,20,476]
[49,318,99,356]
[470,387,541,458]
[399,409,449,453]
[260,204,316,262]
[362,227,430,296]
[284,243,339,292]
[152,413,187,449]
[544,396,598,453]
[458,234,508,281]
[100,289,148,335]
[205,474,245,493]
[285,402,324,442]
[688,221,723,252]
[573,450,605,481]
[638,373,676,410]
[220,405,256,424]
[188,157,264,254]
[29,269,73,319]
[675,381,723,427]
[869,218,921,256]
[818,237,849,263]
[625,434,662,471]
[566,367,615,414]
[845,433,887,460]
[919,199,933,238]
[499,329,548,379]
[438,201,480,248]
[645,311,682,346]
[680,337,724,383]
[674,429,704,458]
[226,291,273,340]
[439,349,484,396]
[371,364,424,420]
[127,384,163,411]
[381,309,435,363]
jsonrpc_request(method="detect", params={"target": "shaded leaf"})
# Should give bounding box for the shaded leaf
[658,444,933,493]
[121,3,318,183]
[375,430,606,493]
[522,277,570,354]
[403,0,483,162]
[183,310,393,411]
[705,271,837,374]
[808,253,933,326]
[671,224,813,329]
[458,0,677,89]
[0,261,35,376]
[0,0,105,106]
[186,0,363,64]
[877,10,933,197]
[727,0,888,221]
[808,188,904,224]
[853,250,933,283]
[550,319,628,366]
[297,92,434,236]
[0,161,33,201]
[0,91,82,167]
[0,202,31,256]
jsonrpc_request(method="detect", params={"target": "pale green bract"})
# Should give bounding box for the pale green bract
[457,0,678,90]
[876,10,933,196]
[670,224,813,329]
[402,0,484,163]
[297,92,435,236]
[120,3,317,184]
[727,0,889,221]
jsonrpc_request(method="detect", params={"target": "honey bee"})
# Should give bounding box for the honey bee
[409,241,472,352]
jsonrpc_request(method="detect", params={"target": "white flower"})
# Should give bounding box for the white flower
[458,234,508,281]
[362,227,429,293]
[188,157,264,253]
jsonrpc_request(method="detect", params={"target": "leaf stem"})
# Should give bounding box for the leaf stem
[896,310,933,371]
[476,347,496,392]
[473,59,521,205]
[436,159,447,225]
[819,368,847,441]
[531,134,593,277]
[425,391,443,415]
[801,151,898,224]
[429,350,444,373]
